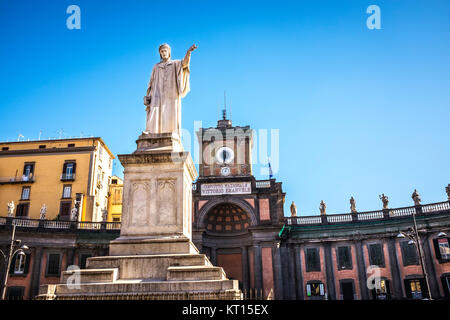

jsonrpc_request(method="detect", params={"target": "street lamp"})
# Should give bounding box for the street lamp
[397,221,434,300]
[0,224,29,300]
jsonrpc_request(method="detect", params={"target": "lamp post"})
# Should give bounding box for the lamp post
[396,207,434,300]
[0,224,29,300]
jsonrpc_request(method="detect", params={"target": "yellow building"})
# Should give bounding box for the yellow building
[107,175,123,222]
[0,137,114,222]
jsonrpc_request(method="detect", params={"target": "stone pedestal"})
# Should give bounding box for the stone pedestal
[37,133,242,300]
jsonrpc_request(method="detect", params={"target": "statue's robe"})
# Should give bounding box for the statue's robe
[145,59,190,135]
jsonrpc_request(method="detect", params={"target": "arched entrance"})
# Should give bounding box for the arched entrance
[198,200,255,291]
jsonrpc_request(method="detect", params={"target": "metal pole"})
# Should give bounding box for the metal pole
[1,224,16,300]
[411,211,433,300]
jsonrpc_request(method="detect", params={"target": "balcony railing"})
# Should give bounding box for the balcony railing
[0,174,35,184]
[256,180,271,188]
[285,201,450,227]
[61,173,76,181]
[0,217,120,231]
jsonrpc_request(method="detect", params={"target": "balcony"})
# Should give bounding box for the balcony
[0,216,121,232]
[61,173,76,181]
[284,200,450,227]
[0,174,35,185]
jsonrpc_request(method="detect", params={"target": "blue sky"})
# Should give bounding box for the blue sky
[1,0,449,216]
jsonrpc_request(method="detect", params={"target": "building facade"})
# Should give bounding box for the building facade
[279,201,450,300]
[106,176,123,222]
[0,217,119,300]
[0,137,114,222]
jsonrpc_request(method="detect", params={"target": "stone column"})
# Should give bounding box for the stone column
[287,245,297,299]
[66,247,76,268]
[272,243,284,300]
[241,246,249,292]
[280,246,291,299]
[421,234,440,299]
[355,240,369,300]
[293,244,304,300]
[387,238,403,299]
[253,243,263,292]
[324,242,336,300]
[29,247,43,299]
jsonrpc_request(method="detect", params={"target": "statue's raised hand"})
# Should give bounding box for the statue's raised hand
[188,44,198,53]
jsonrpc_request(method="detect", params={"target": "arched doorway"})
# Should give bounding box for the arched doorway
[201,202,253,290]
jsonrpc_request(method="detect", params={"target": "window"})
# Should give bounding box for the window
[67,143,75,147]
[38,145,46,149]
[434,238,450,261]
[99,145,103,159]
[62,185,72,198]
[13,254,26,274]
[306,282,325,299]
[15,203,29,217]
[404,279,428,299]
[368,243,385,267]
[112,217,121,222]
[6,287,24,300]
[59,201,72,219]
[46,253,61,276]
[10,252,30,275]
[371,279,391,300]
[2,147,9,151]
[111,179,118,184]
[23,163,34,179]
[21,187,30,200]
[305,248,320,272]
[109,158,113,169]
[337,246,352,270]
[61,161,76,180]
[400,241,419,266]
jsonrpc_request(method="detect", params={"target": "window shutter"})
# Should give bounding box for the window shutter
[9,254,17,274]
[433,239,442,260]
[62,163,68,174]
[72,162,77,174]
[419,278,429,298]
[23,253,31,274]
[404,279,412,299]
[385,280,391,299]
[441,277,450,298]
[24,204,29,217]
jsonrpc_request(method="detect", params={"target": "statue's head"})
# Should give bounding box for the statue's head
[159,43,171,61]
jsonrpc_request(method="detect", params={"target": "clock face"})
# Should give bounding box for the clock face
[215,146,234,165]
[220,166,231,176]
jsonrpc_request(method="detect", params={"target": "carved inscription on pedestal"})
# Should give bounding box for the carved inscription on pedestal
[129,182,150,227]
[157,179,177,225]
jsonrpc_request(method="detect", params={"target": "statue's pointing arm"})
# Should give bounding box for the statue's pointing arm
[182,44,198,68]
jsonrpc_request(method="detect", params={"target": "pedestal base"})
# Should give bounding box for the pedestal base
[36,133,242,300]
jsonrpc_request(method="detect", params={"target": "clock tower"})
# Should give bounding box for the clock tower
[197,109,253,177]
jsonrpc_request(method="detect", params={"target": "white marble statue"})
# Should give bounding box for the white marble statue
[379,194,389,209]
[40,204,47,220]
[350,196,357,213]
[70,206,78,221]
[7,201,15,217]
[319,200,326,215]
[143,43,197,136]
[290,201,297,217]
